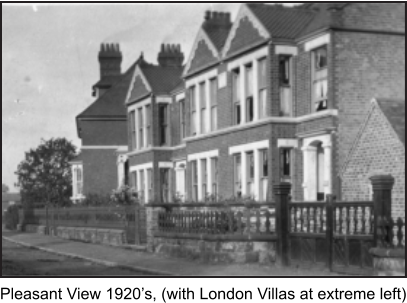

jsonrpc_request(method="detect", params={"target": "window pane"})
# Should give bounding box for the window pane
[247,152,254,180]
[201,108,206,134]
[262,150,268,177]
[246,65,253,97]
[234,155,242,197]
[235,103,241,125]
[233,70,240,103]
[246,97,254,122]
[282,149,291,177]
[258,58,267,88]
[211,106,217,131]
[279,56,291,85]
[190,86,196,111]
[259,89,267,119]
[180,100,185,139]
[200,82,206,109]
[210,78,217,106]
[191,111,196,135]
[315,47,328,69]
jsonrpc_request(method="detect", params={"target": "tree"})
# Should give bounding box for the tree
[2,184,9,193]
[15,138,77,207]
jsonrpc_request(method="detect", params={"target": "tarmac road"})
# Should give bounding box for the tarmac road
[2,238,150,276]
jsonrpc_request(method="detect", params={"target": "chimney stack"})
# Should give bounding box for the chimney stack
[203,10,232,31]
[98,43,122,79]
[158,43,184,68]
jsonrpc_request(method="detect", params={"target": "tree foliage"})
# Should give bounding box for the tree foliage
[15,138,77,207]
[2,184,9,193]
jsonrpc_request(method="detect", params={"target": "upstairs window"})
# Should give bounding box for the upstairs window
[129,110,136,150]
[210,78,218,131]
[179,99,186,140]
[199,82,207,134]
[159,104,169,146]
[190,86,197,136]
[279,56,293,117]
[245,64,254,122]
[232,69,241,125]
[146,105,151,147]
[258,58,268,119]
[138,108,144,149]
[313,47,328,112]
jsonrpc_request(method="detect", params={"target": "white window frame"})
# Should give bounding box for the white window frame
[127,98,151,151]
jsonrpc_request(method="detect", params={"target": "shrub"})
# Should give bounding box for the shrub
[77,193,112,207]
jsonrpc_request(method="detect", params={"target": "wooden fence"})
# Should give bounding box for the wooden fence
[154,203,277,241]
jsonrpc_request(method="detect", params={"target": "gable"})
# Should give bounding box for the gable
[187,39,218,75]
[128,74,150,103]
[184,28,220,77]
[341,103,405,177]
[226,16,268,58]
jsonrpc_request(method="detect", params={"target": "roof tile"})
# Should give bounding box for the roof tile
[376,99,405,146]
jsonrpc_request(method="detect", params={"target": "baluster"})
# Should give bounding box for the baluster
[255,210,261,234]
[306,207,310,233]
[300,207,304,232]
[236,211,243,234]
[345,207,350,235]
[245,209,251,235]
[265,209,271,234]
[361,207,366,235]
[312,207,317,233]
[388,217,395,248]
[293,206,298,232]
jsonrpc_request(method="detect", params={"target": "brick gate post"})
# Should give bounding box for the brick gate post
[274,182,292,267]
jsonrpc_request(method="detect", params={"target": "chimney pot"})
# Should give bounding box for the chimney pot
[205,10,211,20]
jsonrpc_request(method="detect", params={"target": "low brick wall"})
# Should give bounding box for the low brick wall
[24,224,127,246]
[152,237,277,264]
[370,248,405,276]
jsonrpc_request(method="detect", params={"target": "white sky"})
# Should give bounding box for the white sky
[2,3,301,192]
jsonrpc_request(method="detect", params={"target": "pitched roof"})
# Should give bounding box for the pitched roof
[139,60,184,95]
[376,99,405,146]
[92,75,122,89]
[2,193,21,202]
[247,4,316,41]
[78,62,138,118]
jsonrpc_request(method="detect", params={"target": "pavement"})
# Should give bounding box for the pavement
[2,230,340,276]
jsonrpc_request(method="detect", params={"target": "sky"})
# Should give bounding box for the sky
[2,3,300,192]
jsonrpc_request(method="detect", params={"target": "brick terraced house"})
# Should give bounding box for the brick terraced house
[341,99,405,219]
[73,3,405,205]
[70,44,139,202]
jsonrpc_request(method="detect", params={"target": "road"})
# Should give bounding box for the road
[2,238,150,276]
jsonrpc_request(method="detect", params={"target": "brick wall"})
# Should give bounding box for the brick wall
[341,106,405,219]
[80,120,127,146]
[334,32,405,169]
[341,3,405,32]
[81,149,118,196]
[294,44,312,117]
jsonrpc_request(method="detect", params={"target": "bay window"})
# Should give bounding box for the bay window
[279,55,293,117]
